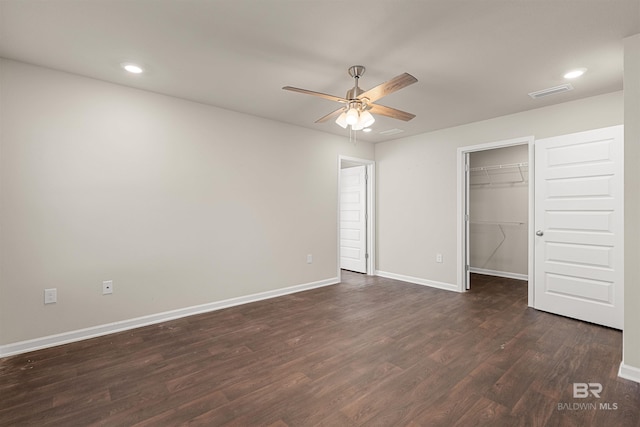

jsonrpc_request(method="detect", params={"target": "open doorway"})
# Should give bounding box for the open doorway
[338,156,375,278]
[468,146,529,281]
[457,137,534,306]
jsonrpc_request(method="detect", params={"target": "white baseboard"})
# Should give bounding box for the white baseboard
[469,267,528,281]
[619,362,640,384]
[375,270,458,292]
[0,277,339,358]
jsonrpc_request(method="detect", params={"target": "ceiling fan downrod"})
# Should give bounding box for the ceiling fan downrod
[346,65,366,100]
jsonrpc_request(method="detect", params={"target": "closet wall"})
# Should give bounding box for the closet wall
[469,145,528,278]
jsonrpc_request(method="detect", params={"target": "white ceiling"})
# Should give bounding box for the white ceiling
[1,1,638,143]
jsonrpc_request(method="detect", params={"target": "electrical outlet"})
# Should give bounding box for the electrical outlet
[44,288,57,304]
[436,253,443,263]
[102,280,113,295]
[307,254,313,264]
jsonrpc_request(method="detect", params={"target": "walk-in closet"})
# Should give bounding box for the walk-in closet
[469,145,528,282]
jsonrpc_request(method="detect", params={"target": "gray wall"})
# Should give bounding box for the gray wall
[0,59,375,346]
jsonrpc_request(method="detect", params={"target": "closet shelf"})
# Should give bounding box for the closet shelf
[469,162,528,185]
[469,220,526,226]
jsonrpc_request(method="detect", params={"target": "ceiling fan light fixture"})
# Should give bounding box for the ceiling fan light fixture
[335,111,349,128]
[359,110,375,128]
[345,108,359,125]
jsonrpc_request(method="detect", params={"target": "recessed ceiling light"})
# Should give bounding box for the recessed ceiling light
[362,128,372,133]
[121,63,144,74]
[563,68,587,79]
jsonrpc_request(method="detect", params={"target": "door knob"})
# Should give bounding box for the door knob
[536,230,544,236]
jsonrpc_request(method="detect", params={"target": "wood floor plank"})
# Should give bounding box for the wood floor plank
[511,387,560,427]
[1,272,638,426]
[453,396,513,426]
[484,349,552,409]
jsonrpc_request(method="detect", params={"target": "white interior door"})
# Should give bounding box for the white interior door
[340,166,367,273]
[534,125,623,329]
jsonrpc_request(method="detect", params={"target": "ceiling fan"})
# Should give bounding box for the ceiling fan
[283,65,418,131]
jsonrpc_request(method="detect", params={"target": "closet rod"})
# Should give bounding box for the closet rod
[469,162,528,172]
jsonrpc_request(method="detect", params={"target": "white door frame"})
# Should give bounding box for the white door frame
[338,156,375,279]
[456,136,535,306]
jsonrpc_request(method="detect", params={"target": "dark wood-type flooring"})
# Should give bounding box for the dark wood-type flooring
[1,272,639,426]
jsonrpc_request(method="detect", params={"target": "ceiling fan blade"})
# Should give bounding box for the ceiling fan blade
[315,107,344,123]
[358,73,418,103]
[282,86,348,103]
[369,104,416,121]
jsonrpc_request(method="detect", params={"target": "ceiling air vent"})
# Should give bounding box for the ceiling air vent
[379,128,405,136]
[528,84,574,99]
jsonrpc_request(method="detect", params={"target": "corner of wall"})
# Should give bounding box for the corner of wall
[623,33,640,380]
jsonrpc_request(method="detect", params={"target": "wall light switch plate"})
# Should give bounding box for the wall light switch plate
[307,254,313,264]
